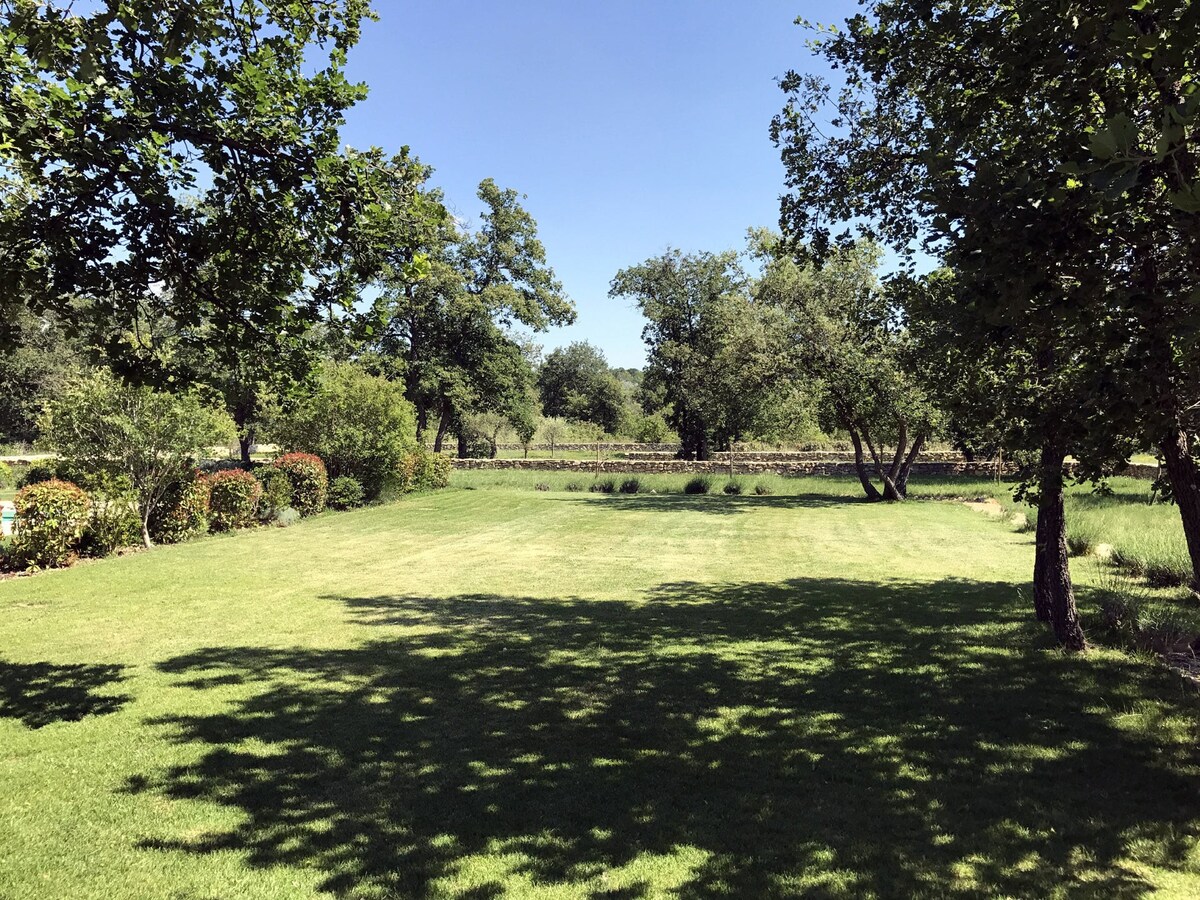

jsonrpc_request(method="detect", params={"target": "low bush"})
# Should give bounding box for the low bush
[256,467,294,521]
[206,469,262,531]
[395,448,452,494]
[723,480,744,495]
[619,477,643,494]
[684,475,712,495]
[0,461,12,489]
[272,453,328,517]
[328,476,366,510]
[11,479,91,569]
[754,482,773,496]
[534,482,551,492]
[590,478,617,494]
[564,480,585,492]
[80,497,141,557]
[149,469,210,544]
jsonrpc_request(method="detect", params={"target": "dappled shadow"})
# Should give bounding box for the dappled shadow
[0,658,129,728]
[134,579,1200,897]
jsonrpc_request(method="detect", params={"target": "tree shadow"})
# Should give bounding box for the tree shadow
[0,658,129,728]
[550,493,864,514]
[133,579,1200,897]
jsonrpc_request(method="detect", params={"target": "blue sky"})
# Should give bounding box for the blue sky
[340,1,863,368]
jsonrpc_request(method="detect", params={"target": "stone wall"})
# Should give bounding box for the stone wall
[490,442,679,453]
[452,457,1161,480]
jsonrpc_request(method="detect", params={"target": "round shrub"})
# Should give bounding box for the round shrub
[328,476,365,510]
[619,477,643,494]
[12,479,91,569]
[256,467,294,521]
[272,453,327,517]
[684,475,713,495]
[150,469,211,544]
[722,480,744,496]
[206,469,262,532]
[394,448,452,495]
[753,482,774,496]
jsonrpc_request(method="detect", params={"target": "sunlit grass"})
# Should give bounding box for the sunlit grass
[2,481,1199,898]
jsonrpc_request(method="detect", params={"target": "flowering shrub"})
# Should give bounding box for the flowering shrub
[205,469,262,531]
[149,469,211,544]
[272,453,327,516]
[11,479,91,569]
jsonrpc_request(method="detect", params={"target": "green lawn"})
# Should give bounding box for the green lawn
[2,479,1200,898]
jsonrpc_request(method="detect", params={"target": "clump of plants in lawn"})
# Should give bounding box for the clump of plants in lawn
[534,482,551,492]
[754,482,773,496]
[206,469,263,531]
[723,480,744,495]
[149,469,211,545]
[619,477,643,494]
[328,476,366,510]
[9,479,91,569]
[564,479,585,492]
[272,452,327,516]
[684,475,712,495]
[590,477,617,494]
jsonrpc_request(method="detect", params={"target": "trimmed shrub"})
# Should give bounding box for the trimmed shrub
[206,469,262,531]
[272,453,328,516]
[11,479,91,569]
[0,461,12,489]
[619,477,643,494]
[684,475,712,495]
[590,477,617,494]
[149,469,210,544]
[328,476,365,510]
[722,480,744,495]
[754,482,774,496]
[256,467,294,521]
[563,480,585,492]
[394,448,451,494]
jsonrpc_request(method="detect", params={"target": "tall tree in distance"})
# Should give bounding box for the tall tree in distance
[537,342,626,434]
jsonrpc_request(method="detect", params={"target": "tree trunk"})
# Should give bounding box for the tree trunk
[1031,507,1053,623]
[457,433,469,460]
[1035,443,1086,650]
[433,400,451,454]
[1160,426,1200,591]
[238,432,254,468]
[415,402,428,441]
[848,428,882,501]
[140,511,153,550]
[894,432,926,499]
[864,430,903,501]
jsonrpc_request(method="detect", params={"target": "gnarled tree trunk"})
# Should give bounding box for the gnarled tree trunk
[848,427,882,501]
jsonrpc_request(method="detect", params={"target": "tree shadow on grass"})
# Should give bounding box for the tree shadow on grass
[551,493,865,515]
[0,658,129,728]
[133,579,1200,898]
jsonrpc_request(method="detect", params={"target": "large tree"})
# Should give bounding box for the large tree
[772,1,1198,645]
[537,342,626,434]
[371,179,574,450]
[0,1,435,422]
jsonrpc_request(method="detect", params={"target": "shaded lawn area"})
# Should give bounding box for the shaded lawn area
[1,483,1199,898]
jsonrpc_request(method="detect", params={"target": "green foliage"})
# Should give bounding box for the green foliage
[274,508,302,528]
[18,462,58,488]
[38,369,235,546]
[537,342,626,433]
[589,478,617,494]
[271,362,415,500]
[149,469,211,545]
[395,449,452,494]
[0,460,12,489]
[328,476,366,511]
[80,498,141,558]
[684,476,713,495]
[563,479,585,492]
[11,479,91,569]
[255,468,295,522]
[754,482,774,496]
[205,470,262,532]
[722,480,744,496]
[272,453,328,517]
[632,412,673,444]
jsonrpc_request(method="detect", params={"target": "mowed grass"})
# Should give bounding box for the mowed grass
[2,479,1200,898]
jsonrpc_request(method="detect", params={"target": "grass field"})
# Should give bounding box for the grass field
[3,478,1200,898]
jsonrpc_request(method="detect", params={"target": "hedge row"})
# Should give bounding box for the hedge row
[1,448,450,573]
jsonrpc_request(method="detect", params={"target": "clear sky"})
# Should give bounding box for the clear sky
[339,1,863,369]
